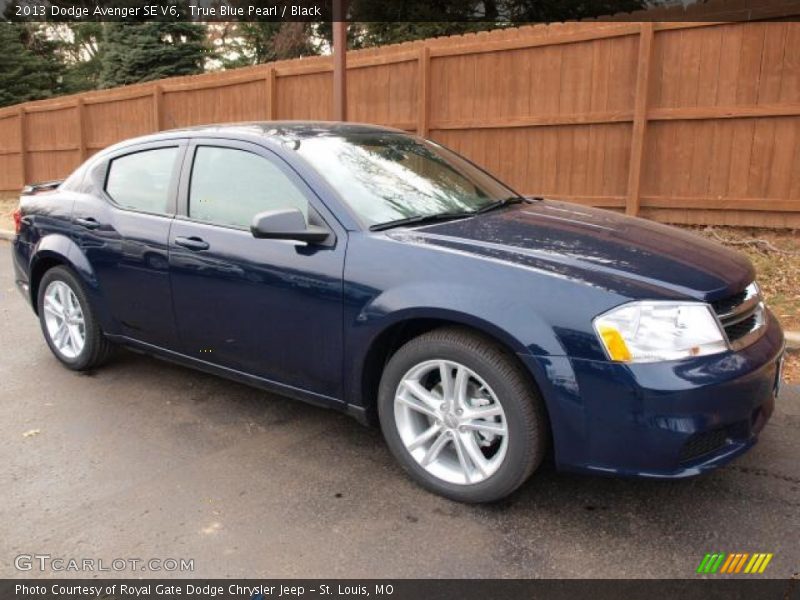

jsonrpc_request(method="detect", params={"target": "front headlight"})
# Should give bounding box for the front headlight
[593,301,728,363]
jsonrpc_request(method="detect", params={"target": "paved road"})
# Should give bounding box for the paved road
[1,241,798,579]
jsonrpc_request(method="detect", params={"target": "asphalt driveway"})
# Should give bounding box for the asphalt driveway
[1,241,798,579]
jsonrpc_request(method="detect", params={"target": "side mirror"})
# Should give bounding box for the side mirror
[250,208,330,243]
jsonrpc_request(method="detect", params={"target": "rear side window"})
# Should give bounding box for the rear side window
[189,146,308,229]
[105,147,178,214]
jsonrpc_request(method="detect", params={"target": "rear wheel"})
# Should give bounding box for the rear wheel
[378,327,548,503]
[37,266,113,370]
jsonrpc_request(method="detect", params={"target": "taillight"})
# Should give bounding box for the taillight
[12,208,22,234]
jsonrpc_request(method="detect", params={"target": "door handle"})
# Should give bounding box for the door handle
[174,236,210,251]
[75,217,100,230]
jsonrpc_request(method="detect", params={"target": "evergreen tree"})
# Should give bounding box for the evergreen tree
[0,23,64,107]
[502,0,645,21]
[99,21,207,88]
[328,0,646,47]
[213,22,318,69]
[56,23,105,93]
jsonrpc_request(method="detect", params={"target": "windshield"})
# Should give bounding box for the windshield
[292,132,520,227]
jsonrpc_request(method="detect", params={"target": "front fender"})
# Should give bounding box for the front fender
[343,280,569,413]
[355,281,565,356]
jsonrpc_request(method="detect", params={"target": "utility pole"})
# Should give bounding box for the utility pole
[332,0,347,121]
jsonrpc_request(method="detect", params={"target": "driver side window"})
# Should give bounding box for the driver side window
[188,146,308,229]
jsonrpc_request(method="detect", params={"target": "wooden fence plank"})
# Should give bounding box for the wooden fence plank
[76,98,87,162]
[649,103,800,120]
[431,111,633,130]
[266,67,277,119]
[640,196,800,212]
[152,85,163,131]
[417,46,430,137]
[626,23,655,216]
[18,107,27,185]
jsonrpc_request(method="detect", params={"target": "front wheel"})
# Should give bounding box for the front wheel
[378,327,548,503]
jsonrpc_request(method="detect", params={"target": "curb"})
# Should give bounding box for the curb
[0,226,796,350]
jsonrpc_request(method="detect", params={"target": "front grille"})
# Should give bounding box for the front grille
[711,282,766,350]
[679,429,728,463]
[725,313,758,344]
[711,290,748,316]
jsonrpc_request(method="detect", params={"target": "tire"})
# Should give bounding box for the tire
[378,326,548,503]
[37,266,113,371]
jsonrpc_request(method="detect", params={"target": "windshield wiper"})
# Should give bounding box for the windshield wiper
[369,212,474,232]
[473,196,526,215]
[369,196,528,231]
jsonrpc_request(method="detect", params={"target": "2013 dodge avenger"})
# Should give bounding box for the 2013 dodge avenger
[11,122,785,502]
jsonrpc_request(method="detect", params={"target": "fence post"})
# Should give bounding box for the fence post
[417,46,431,137]
[76,97,87,162]
[332,0,348,121]
[152,85,163,131]
[18,106,27,187]
[266,67,277,120]
[625,22,655,216]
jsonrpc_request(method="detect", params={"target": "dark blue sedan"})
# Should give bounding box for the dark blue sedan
[11,122,785,502]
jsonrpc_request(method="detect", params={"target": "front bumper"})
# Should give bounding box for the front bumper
[522,310,784,478]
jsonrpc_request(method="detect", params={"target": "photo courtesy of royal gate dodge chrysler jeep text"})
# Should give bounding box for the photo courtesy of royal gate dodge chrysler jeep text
[11,122,785,503]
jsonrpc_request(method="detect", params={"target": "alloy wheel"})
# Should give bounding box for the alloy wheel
[42,280,86,359]
[394,359,508,485]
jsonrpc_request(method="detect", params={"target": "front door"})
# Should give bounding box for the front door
[168,140,345,400]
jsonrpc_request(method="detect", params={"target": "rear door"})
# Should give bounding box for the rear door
[168,138,346,400]
[71,141,186,348]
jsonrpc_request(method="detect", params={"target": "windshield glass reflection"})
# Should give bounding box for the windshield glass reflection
[294,132,518,226]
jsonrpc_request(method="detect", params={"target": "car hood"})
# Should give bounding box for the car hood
[388,199,754,302]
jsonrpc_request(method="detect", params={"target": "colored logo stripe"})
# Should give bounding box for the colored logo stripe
[697,553,726,573]
[698,553,774,574]
[697,554,712,573]
[720,553,748,573]
[719,554,736,573]
[745,553,774,574]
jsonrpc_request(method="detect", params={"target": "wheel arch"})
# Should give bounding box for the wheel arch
[29,234,98,316]
[353,310,550,430]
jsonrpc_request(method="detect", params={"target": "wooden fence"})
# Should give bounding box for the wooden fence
[1,19,799,227]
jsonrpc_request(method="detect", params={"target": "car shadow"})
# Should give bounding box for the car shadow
[102,348,796,530]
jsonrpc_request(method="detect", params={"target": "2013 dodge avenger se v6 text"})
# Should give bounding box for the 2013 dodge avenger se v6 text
[11,122,785,502]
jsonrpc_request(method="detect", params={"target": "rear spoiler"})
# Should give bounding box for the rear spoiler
[21,179,64,195]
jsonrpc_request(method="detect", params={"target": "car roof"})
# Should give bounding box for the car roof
[107,121,409,151]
